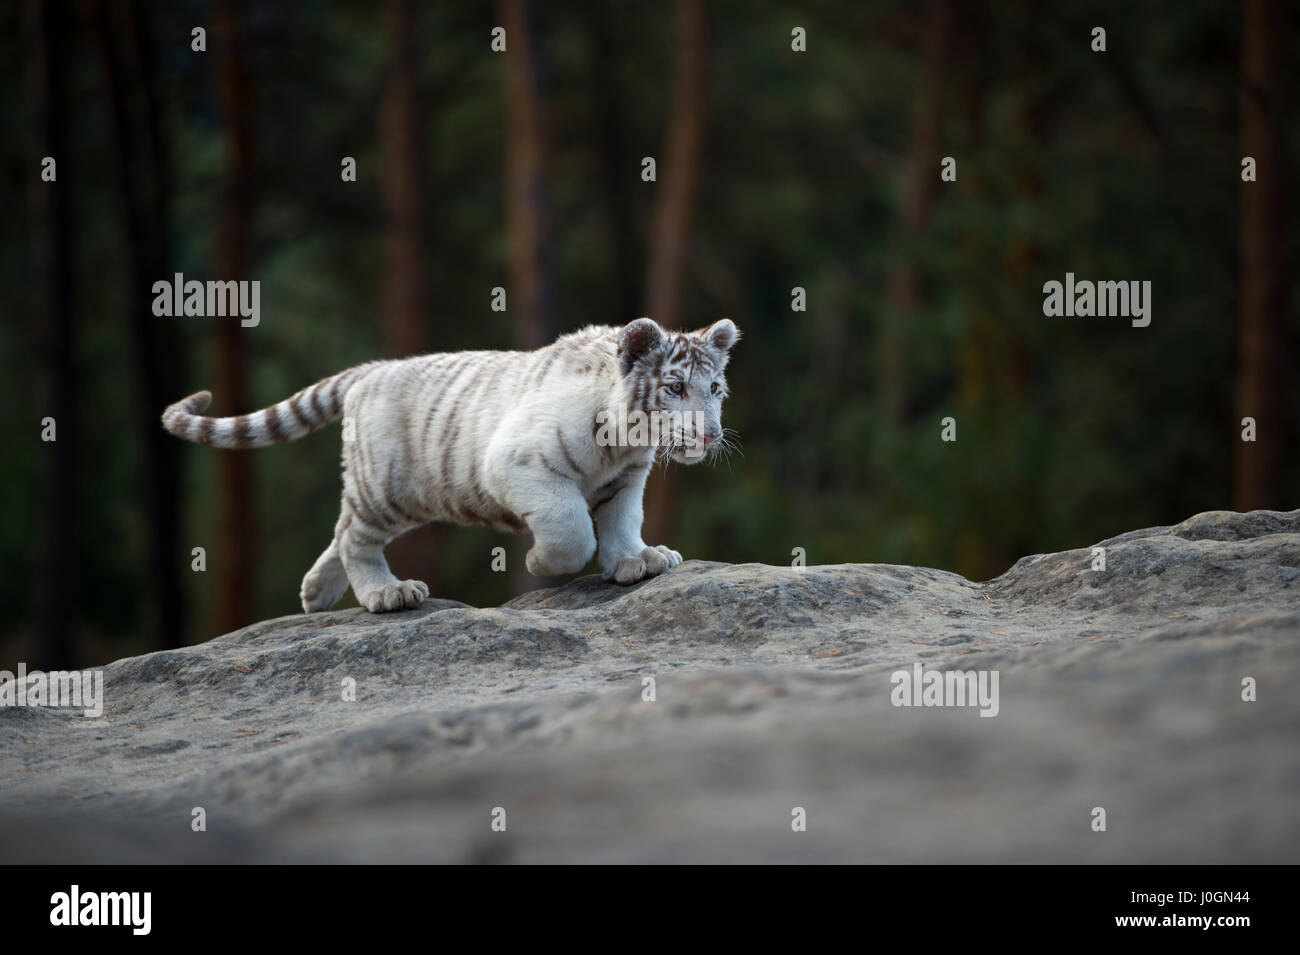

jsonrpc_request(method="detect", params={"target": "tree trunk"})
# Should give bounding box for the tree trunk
[380,0,442,592]
[500,0,553,350]
[92,0,187,650]
[879,0,952,426]
[500,0,555,593]
[642,0,706,548]
[31,0,77,669]
[1234,0,1287,511]
[213,0,257,636]
[127,0,187,647]
[382,0,427,359]
[585,3,639,320]
[645,0,705,334]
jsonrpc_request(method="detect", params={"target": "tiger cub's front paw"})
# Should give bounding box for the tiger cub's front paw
[606,545,683,585]
[360,579,429,613]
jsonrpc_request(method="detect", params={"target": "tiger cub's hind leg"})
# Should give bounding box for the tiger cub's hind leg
[300,537,350,613]
[336,510,428,613]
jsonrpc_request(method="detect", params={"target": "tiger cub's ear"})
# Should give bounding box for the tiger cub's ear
[618,317,667,375]
[699,318,739,354]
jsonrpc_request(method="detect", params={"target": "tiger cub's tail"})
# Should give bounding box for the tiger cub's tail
[161,363,376,449]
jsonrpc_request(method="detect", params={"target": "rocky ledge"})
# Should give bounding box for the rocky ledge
[2,509,1297,862]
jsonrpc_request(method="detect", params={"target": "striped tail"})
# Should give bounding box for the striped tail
[161,364,374,449]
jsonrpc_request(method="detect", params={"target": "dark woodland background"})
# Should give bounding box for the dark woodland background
[3,0,1295,668]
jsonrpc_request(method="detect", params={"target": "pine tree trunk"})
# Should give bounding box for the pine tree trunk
[381,0,442,592]
[93,0,187,650]
[642,0,706,548]
[586,3,639,321]
[501,0,553,350]
[500,0,556,593]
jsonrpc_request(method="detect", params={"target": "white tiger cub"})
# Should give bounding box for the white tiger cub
[162,317,739,613]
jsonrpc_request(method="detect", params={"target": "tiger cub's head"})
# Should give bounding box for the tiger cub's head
[617,317,740,464]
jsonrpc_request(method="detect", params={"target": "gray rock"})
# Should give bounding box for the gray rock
[2,509,1298,863]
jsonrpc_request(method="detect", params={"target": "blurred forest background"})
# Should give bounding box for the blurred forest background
[3,0,1295,668]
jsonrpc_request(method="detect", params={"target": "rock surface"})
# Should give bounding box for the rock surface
[2,509,1298,863]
